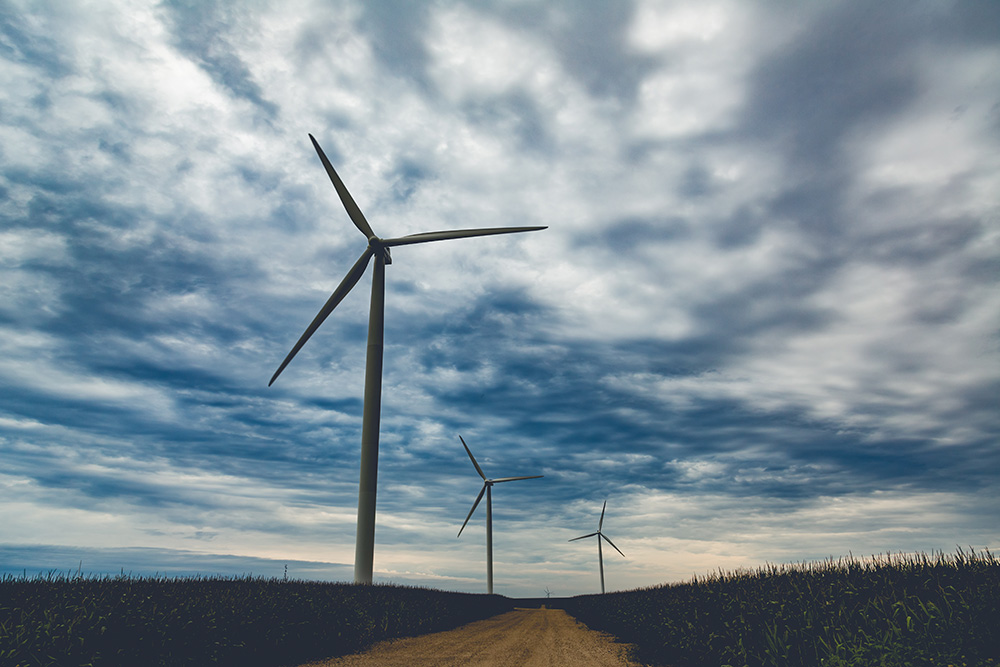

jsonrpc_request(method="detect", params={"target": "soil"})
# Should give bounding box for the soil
[296,606,647,667]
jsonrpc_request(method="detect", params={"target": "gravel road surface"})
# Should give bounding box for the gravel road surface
[297,606,646,667]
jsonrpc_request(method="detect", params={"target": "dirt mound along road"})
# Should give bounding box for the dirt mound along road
[298,606,646,667]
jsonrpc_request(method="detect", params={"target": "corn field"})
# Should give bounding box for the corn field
[562,548,1000,667]
[3,549,997,666]
[0,574,512,666]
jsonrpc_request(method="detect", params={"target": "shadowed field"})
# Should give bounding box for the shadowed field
[3,550,995,666]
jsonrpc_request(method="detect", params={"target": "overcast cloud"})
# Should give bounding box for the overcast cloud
[1,0,998,597]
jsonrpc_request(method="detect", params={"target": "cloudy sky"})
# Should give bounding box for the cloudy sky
[1,0,998,598]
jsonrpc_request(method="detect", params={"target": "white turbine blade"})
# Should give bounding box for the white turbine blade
[491,475,543,483]
[457,485,487,537]
[459,436,486,480]
[383,226,546,247]
[269,248,374,386]
[598,500,607,531]
[568,532,598,542]
[602,533,626,558]
[309,134,376,240]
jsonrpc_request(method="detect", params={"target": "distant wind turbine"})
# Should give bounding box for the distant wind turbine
[569,500,625,594]
[269,135,546,585]
[457,435,543,594]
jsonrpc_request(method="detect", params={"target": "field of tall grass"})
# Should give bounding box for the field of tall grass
[2,549,996,666]
[563,548,999,667]
[0,574,512,666]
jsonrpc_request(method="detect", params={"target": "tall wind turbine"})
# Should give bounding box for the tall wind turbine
[569,500,625,594]
[269,135,546,585]
[457,435,542,594]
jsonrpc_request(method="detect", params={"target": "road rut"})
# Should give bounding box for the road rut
[297,606,645,667]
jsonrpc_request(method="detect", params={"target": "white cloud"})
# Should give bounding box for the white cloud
[850,45,1000,207]
[0,328,178,419]
[428,6,560,102]
[626,0,752,140]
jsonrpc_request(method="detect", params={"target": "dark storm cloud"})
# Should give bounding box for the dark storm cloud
[0,3,73,78]
[727,3,923,294]
[386,158,433,204]
[7,192,267,368]
[460,91,552,152]
[491,0,656,102]
[350,0,657,108]
[575,216,692,253]
[357,0,432,87]
[159,0,278,119]
[857,215,982,269]
[353,0,656,102]
[0,152,366,508]
[737,1,996,258]
[375,285,986,512]
[744,3,921,167]
[572,214,838,370]
[711,205,768,249]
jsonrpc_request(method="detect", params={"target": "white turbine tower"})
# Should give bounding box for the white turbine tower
[270,135,546,584]
[457,435,543,594]
[569,500,625,594]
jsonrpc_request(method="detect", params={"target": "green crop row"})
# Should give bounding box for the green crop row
[562,548,1000,667]
[0,574,512,667]
[5,549,997,666]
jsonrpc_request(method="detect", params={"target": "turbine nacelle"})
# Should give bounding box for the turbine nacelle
[367,238,391,264]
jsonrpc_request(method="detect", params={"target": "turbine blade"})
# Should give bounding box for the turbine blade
[269,248,374,386]
[459,436,486,480]
[599,500,607,531]
[602,533,626,558]
[383,226,546,247]
[491,475,543,483]
[568,532,598,542]
[309,134,376,240]
[457,485,487,537]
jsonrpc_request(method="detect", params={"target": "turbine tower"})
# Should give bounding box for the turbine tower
[270,135,546,585]
[457,435,543,594]
[569,500,625,594]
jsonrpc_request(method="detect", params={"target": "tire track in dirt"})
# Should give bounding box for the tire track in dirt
[297,606,646,667]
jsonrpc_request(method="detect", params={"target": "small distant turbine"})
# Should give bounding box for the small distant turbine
[569,500,625,594]
[269,135,545,585]
[457,435,543,594]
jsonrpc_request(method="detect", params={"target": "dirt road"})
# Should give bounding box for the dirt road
[297,606,646,667]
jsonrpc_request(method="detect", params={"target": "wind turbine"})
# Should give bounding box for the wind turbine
[269,135,546,585]
[569,500,625,594]
[457,435,543,594]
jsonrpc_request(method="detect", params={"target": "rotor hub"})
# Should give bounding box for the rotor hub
[368,237,392,264]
